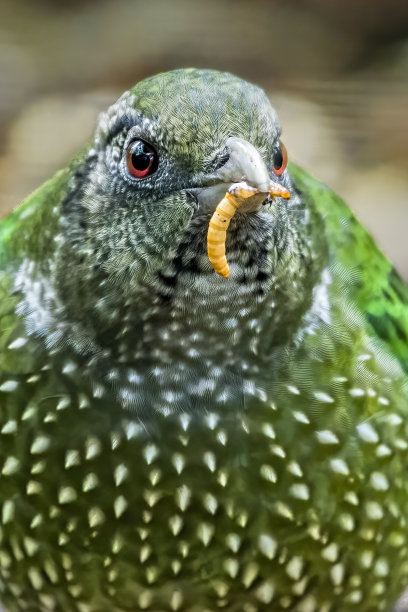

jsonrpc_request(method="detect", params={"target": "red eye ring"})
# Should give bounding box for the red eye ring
[272,141,288,177]
[126,139,158,179]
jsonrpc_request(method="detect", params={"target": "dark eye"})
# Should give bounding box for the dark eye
[126,139,158,179]
[272,141,288,177]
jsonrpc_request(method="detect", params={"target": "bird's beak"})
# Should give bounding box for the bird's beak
[193,136,289,213]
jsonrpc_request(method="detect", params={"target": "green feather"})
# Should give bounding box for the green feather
[291,162,408,372]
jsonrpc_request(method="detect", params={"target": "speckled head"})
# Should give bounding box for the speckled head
[54,68,304,326]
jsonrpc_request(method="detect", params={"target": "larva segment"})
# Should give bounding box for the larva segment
[207,181,290,278]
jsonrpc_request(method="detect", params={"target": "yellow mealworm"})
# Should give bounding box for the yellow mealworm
[207,182,290,278]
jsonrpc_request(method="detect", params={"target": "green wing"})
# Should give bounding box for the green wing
[290,162,408,373]
[0,168,71,269]
[0,166,74,375]
[0,141,91,268]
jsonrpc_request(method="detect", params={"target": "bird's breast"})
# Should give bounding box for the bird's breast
[0,302,407,612]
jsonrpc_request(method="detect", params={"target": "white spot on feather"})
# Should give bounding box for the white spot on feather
[356,423,379,444]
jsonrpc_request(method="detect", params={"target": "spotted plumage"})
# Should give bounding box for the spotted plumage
[0,68,408,612]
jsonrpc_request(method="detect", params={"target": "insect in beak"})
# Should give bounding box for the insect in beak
[207,180,290,278]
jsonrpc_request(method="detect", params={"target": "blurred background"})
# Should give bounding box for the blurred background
[1,0,407,278]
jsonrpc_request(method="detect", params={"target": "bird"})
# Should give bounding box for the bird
[0,67,407,612]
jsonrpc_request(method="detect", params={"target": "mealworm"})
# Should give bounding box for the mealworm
[207,181,290,278]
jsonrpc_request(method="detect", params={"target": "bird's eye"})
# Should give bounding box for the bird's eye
[272,141,288,177]
[126,139,158,179]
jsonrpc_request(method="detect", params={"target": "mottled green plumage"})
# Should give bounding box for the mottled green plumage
[0,69,407,612]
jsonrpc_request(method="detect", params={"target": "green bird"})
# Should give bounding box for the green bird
[0,68,408,612]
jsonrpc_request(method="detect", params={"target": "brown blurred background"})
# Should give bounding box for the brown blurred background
[1,0,407,278]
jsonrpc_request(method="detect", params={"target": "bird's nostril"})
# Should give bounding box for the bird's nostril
[212,150,230,172]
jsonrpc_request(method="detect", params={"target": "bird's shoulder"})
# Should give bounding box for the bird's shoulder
[290,163,408,374]
[0,269,42,376]
[0,142,91,269]
[0,168,70,269]
[0,160,78,376]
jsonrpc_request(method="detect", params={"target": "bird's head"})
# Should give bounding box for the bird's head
[55,69,317,355]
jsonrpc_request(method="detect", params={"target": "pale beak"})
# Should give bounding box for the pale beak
[194,136,289,213]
